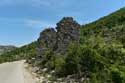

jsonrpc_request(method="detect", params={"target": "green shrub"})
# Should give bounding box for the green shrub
[79,46,104,72]
[54,56,65,76]
[64,43,81,75]
[111,70,123,83]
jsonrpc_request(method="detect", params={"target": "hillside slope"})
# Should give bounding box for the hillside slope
[29,8,125,83]
[80,8,125,44]
[0,41,37,63]
[80,8,125,55]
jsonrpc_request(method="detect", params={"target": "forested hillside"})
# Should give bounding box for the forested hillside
[76,8,125,83]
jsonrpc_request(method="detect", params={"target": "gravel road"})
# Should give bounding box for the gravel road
[0,60,37,83]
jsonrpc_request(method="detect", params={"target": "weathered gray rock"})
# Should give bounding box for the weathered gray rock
[56,17,80,54]
[37,28,57,56]
[37,17,80,55]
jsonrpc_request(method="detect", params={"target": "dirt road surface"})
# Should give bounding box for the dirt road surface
[0,60,37,83]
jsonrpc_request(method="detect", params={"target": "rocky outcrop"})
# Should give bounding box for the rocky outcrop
[37,28,57,56]
[37,17,80,56]
[56,17,80,54]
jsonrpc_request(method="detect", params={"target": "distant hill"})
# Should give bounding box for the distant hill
[0,41,37,63]
[0,45,16,55]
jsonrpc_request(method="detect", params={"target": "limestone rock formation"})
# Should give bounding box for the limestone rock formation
[56,17,80,54]
[37,28,57,56]
[37,17,81,56]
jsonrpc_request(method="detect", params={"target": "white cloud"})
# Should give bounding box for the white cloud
[0,17,55,29]
[25,19,55,29]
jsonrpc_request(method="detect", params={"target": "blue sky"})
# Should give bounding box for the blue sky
[0,0,124,47]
